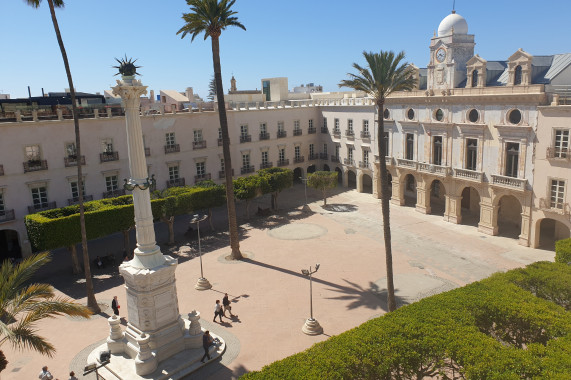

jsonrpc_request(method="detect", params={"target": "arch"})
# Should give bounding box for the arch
[536,218,571,251]
[0,229,22,261]
[307,165,316,174]
[471,69,478,87]
[428,179,446,216]
[361,174,373,194]
[514,65,522,85]
[496,194,522,239]
[335,167,343,184]
[347,170,357,189]
[293,167,304,183]
[403,173,417,207]
[323,164,330,172]
[460,186,481,226]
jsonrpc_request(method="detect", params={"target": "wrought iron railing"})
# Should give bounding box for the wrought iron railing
[100,151,119,162]
[64,155,86,167]
[23,159,48,173]
[0,209,15,223]
[240,135,252,143]
[277,159,290,167]
[28,201,57,213]
[260,162,273,169]
[294,156,305,163]
[194,173,211,183]
[193,140,207,150]
[241,165,255,174]
[102,189,126,198]
[67,194,94,205]
[166,178,186,188]
[164,144,180,154]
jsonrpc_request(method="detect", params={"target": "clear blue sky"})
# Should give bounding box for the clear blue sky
[2,0,570,99]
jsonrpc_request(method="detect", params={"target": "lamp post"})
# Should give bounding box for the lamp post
[301,263,323,335]
[191,214,211,290]
[300,177,308,206]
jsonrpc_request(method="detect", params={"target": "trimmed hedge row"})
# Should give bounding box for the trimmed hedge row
[555,237,571,264]
[241,262,571,380]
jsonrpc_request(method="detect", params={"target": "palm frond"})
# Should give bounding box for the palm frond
[7,326,55,357]
[178,0,245,42]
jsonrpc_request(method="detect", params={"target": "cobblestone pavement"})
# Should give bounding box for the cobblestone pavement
[2,185,554,380]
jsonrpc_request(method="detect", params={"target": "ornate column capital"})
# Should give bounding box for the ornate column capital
[112,79,148,107]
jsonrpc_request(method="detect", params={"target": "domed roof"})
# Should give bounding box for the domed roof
[437,12,468,37]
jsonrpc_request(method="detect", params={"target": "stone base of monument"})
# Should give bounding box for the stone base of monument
[302,318,323,335]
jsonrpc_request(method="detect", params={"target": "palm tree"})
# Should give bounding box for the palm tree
[178,0,246,260]
[25,0,100,313]
[339,51,415,312]
[0,252,91,361]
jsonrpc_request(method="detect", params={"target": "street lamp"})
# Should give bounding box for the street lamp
[301,263,323,335]
[191,214,211,290]
[300,176,308,206]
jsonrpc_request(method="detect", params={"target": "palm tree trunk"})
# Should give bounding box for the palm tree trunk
[211,36,242,260]
[377,99,396,312]
[48,0,99,313]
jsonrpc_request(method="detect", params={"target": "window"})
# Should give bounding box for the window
[70,181,85,200]
[261,151,269,165]
[406,133,414,160]
[294,146,301,159]
[335,145,340,159]
[240,125,249,138]
[466,139,478,171]
[468,109,479,123]
[279,149,285,161]
[166,132,176,147]
[323,118,327,129]
[0,191,5,213]
[195,162,205,177]
[384,132,389,156]
[218,128,223,139]
[260,123,267,134]
[431,181,440,197]
[65,142,77,157]
[193,130,203,142]
[309,119,313,129]
[294,120,300,130]
[505,142,519,178]
[105,175,119,191]
[432,136,443,165]
[334,118,340,131]
[309,144,314,156]
[31,186,48,208]
[508,109,522,125]
[347,119,353,132]
[278,121,284,132]
[363,120,369,132]
[434,109,444,122]
[348,147,353,161]
[323,144,328,155]
[363,150,369,165]
[554,130,569,158]
[472,70,478,87]
[242,154,250,168]
[384,109,390,119]
[551,179,565,209]
[514,65,522,85]
[262,80,271,101]
[169,165,180,180]
[101,139,114,153]
[220,158,225,172]
[407,108,415,120]
[25,144,41,160]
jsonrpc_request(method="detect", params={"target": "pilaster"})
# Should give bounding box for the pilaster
[444,194,462,223]
[478,202,498,235]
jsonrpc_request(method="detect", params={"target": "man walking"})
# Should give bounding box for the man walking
[111,296,120,316]
[213,300,223,322]
[200,330,213,363]
[38,366,53,380]
[222,293,236,317]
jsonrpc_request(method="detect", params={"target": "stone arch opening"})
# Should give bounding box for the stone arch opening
[335,167,343,184]
[361,174,373,194]
[307,165,316,174]
[348,170,357,189]
[323,164,330,172]
[460,186,481,226]
[537,218,570,251]
[293,167,303,183]
[497,195,522,239]
[0,229,22,261]
[429,179,446,216]
[404,173,417,207]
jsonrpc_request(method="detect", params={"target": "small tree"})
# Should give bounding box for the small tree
[308,171,338,206]
[194,180,226,230]
[234,176,266,219]
[258,168,293,210]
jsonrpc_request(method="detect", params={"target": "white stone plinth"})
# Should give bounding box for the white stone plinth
[302,318,323,335]
[195,277,212,290]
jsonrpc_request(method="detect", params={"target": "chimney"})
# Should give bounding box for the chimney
[150,90,155,103]
[185,87,194,100]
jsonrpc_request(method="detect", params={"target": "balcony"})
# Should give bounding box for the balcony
[277,130,287,138]
[321,127,328,134]
[453,168,484,183]
[309,153,318,161]
[23,159,48,173]
[319,153,328,160]
[546,146,570,160]
[103,189,126,198]
[0,209,15,223]
[294,156,305,163]
[260,162,273,170]
[330,155,340,163]
[164,144,180,154]
[166,178,186,188]
[333,129,341,138]
[64,155,86,167]
[345,129,355,138]
[100,151,119,163]
[0,164,3,176]
[293,129,302,136]
[145,147,151,157]
[240,135,252,143]
[218,138,223,146]
[539,198,570,215]
[218,169,234,179]
[67,194,94,205]
[194,173,212,183]
[397,158,418,170]
[344,158,355,166]
[418,163,451,177]
[385,157,393,166]
[361,131,371,139]
[491,174,527,191]
[193,140,207,150]
[308,127,316,134]
[259,132,270,140]
[28,201,57,214]
[277,159,290,167]
[241,165,255,174]
[359,161,371,170]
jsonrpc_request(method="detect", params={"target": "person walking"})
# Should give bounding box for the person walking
[68,371,78,380]
[222,293,236,317]
[38,366,53,380]
[200,330,213,363]
[213,300,223,322]
[111,296,120,316]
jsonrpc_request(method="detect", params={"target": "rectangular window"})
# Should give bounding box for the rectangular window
[262,80,271,101]
[196,162,205,176]
[323,118,327,129]
[323,144,328,155]
[551,179,565,209]
[335,145,340,159]
[406,133,414,160]
[261,151,268,164]
[240,125,249,137]
[101,139,114,153]
[433,136,443,166]
[295,146,301,159]
[25,144,41,160]
[242,154,250,168]
[279,149,285,161]
[70,181,85,200]
[260,123,267,134]
[334,118,340,131]
[466,139,478,171]
[309,144,314,156]
[363,150,369,165]
[166,132,176,147]
[169,165,180,180]
[348,119,353,132]
[0,191,5,213]
[363,120,369,132]
[309,119,313,129]
[554,130,569,158]
[218,128,223,139]
[278,121,284,132]
[193,130,203,142]
[384,132,389,156]
[65,142,77,157]
[105,175,119,191]
[505,142,519,178]
[220,158,225,172]
[294,120,300,130]
[348,147,353,161]
[31,186,48,207]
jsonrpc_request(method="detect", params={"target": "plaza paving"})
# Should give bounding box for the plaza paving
[3,185,554,380]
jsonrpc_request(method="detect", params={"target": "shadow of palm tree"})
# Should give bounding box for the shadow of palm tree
[321,203,358,213]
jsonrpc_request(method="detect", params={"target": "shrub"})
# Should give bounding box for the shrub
[555,238,571,264]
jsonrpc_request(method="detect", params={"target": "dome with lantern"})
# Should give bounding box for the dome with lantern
[437,11,468,37]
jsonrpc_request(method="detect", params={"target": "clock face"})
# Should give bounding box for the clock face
[436,48,446,63]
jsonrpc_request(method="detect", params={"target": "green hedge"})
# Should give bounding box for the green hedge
[555,238,571,264]
[241,262,571,379]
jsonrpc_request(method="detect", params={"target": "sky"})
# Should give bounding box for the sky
[2,0,571,100]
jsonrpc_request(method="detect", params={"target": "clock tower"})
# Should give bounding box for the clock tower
[427,11,475,91]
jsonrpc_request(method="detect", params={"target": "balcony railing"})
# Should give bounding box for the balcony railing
[0,209,15,223]
[453,168,484,183]
[359,161,371,169]
[259,132,270,140]
[385,157,393,166]
[28,201,57,214]
[418,163,451,176]
[23,159,48,173]
[260,162,273,169]
[145,147,151,157]
[309,153,318,161]
[103,189,126,198]
[218,138,223,146]
[277,130,287,138]
[345,129,355,137]
[194,173,212,183]
[277,159,290,167]
[539,198,570,215]
[0,164,3,176]
[344,158,355,166]
[241,165,255,174]
[193,140,207,150]
[361,131,371,139]
[240,135,252,143]
[333,129,341,138]
[294,156,305,163]
[397,158,418,170]
[331,155,340,163]
[546,146,570,160]
[293,129,302,136]
[164,144,180,154]
[67,194,94,205]
[491,174,527,191]
[166,178,186,188]
[319,153,328,160]
[308,127,316,134]
[100,151,119,162]
[64,155,85,167]
[218,169,234,179]
[321,127,328,134]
